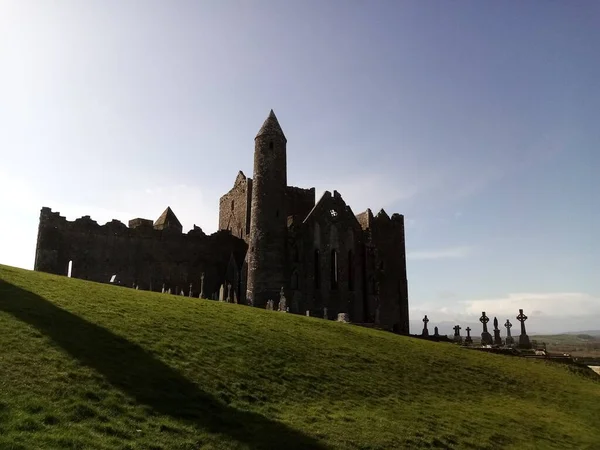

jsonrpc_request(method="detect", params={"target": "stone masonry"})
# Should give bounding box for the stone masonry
[34,110,410,334]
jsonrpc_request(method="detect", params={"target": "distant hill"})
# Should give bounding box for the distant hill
[1,264,599,449]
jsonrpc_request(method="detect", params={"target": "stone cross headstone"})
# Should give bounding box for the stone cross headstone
[421,315,430,337]
[323,307,328,319]
[433,326,440,337]
[504,319,515,345]
[516,309,532,349]
[218,284,225,302]
[226,283,232,303]
[465,326,473,344]
[199,272,205,299]
[453,325,462,343]
[479,312,493,345]
[493,317,503,346]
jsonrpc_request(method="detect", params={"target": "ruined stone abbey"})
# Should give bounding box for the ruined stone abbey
[34,111,409,333]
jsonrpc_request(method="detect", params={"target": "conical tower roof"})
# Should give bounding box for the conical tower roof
[255,109,286,141]
[154,206,182,231]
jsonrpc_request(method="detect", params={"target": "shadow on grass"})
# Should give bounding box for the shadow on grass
[0,281,327,450]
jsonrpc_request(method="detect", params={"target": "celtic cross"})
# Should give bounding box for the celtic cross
[504,319,513,337]
[479,312,490,333]
[517,309,528,335]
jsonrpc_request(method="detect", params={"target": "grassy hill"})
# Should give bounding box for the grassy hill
[1,265,599,450]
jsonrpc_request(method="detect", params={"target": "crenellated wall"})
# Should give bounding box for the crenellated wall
[34,207,248,298]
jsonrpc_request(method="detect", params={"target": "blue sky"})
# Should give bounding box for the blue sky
[1,1,598,333]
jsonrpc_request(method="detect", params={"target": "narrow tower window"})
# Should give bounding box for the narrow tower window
[330,250,338,290]
[231,200,234,211]
[314,250,320,289]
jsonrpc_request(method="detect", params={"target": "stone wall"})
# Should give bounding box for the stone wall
[291,190,366,321]
[34,207,248,298]
[286,186,316,223]
[366,210,409,333]
[218,171,252,242]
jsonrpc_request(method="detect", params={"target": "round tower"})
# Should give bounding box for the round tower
[246,110,288,307]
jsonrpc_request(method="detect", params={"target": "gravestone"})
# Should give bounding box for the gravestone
[162,284,165,294]
[233,291,238,304]
[279,287,287,312]
[199,272,205,299]
[323,307,328,319]
[517,309,532,349]
[189,283,193,297]
[479,312,493,345]
[465,326,473,344]
[504,319,515,346]
[180,290,184,296]
[493,317,503,345]
[306,310,310,317]
[433,326,440,337]
[218,284,225,302]
[226,283,232,302]
[421,315,430,337]
[337,313,350,323]
[453,325,462,343]
[167,288,171,295]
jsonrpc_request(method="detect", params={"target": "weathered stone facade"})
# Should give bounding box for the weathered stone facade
[34,110,409,334]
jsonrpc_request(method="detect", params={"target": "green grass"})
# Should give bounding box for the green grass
[1,264,599,450]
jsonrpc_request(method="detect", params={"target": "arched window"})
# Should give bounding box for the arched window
[314,250,320,289]
[330,250,338,290]
[348,250,354,291]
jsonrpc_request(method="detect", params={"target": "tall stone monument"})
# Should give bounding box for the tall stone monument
[453,325,462,343]
[465,326,473,344]
[493,317,503,346]
[421,315,430,337]
[479,312,493,345]
[199,272,205,299]
[504,319,515,346]
[516,309,532,349]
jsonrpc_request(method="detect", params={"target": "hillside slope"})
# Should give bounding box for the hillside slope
[0,265,599,450]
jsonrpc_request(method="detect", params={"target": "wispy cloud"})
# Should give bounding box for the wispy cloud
[461,292,600,318]
[407,246,473,260]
